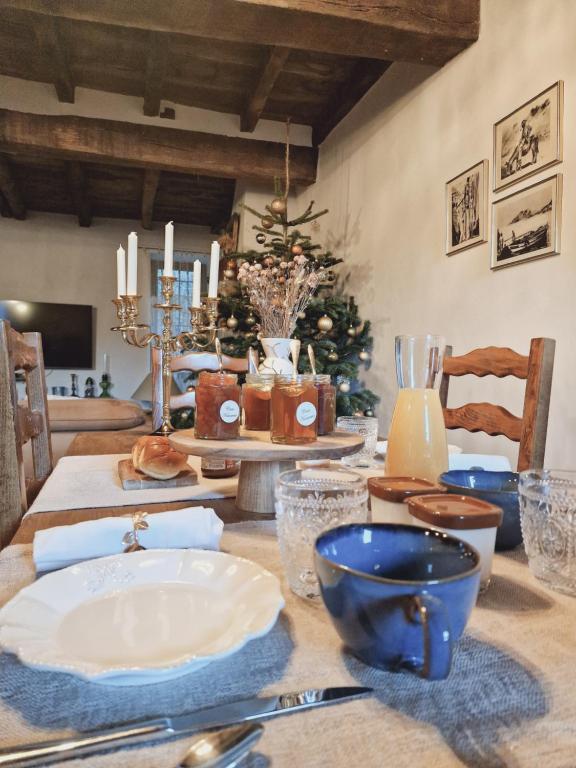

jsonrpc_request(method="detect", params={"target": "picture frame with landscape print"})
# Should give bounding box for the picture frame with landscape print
[491,175,562,270]
[494,81,563,191]
[446,160,488,255]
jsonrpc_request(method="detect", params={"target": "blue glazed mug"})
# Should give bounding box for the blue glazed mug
[314,524,481,680]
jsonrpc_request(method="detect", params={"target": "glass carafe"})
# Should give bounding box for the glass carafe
[384,335,448,482]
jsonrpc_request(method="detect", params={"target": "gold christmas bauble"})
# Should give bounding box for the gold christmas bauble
[297,310,306,320]
[261,216,274,230]
[327,351,338,362]
[226,314,239,330]
[256,232,266,244]
[317,314,334,332]
[339,381,351,393]
[291,244,303,255]
[223,268,235,279]
[246,313,256,327]
[347,325,356,337]
[358,349,370,361]
[270,197,287,215]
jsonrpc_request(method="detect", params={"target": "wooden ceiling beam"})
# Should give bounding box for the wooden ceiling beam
[313,60,393,146]
[4,0,480,65]
[241,46,290,132]
[66,161,92,227]
[0,155,26,220]
[0,110,317,186]
[141,169,161,229]
[143,33,168,117]
[31,14,75,103]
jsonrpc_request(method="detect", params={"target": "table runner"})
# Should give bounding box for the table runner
[1,523,576,767]
[26,454,238,515]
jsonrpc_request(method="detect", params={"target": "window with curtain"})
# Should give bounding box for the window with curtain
[149,250,209,336]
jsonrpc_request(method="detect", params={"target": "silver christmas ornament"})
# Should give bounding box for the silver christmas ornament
[359,349,370,361]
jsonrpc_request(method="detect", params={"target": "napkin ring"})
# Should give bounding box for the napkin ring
[122,511,149,553]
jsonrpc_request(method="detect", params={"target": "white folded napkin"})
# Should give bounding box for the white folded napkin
[448,454,513,471]
[33,507,224,573]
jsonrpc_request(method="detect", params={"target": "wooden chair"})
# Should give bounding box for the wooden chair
[151,347,249,432]
[0,321,52,547]
[439,338,555,472]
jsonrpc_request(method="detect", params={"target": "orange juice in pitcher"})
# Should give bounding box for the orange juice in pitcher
[385,335,448,482]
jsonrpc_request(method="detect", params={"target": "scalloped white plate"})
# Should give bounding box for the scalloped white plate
[0,549,284,686]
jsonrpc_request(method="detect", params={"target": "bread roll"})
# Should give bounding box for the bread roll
[131,436,189,480]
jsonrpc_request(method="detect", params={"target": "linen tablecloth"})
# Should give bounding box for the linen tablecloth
[26,454,238,514]
[1,522,575,767]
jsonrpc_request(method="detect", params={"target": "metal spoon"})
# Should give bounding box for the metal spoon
[215,337,224,374]
[289,339,301,380]
[180,724,263,768]
[307,344,317,375]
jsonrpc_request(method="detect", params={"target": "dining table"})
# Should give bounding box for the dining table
[2,431,576,768]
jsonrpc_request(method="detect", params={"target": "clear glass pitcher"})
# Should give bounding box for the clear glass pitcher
[384,335,448,482]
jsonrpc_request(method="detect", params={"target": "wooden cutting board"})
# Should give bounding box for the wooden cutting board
[118,459,198,490]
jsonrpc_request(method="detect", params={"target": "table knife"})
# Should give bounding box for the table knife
[0,686,371,767]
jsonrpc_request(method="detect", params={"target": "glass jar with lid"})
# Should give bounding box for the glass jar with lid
[194,371,241,440]
[271,375,318,444]
[242,373,274,431]
[312,374,336,436]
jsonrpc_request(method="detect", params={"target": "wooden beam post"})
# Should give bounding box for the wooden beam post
[3,0,480,66]
[66,161,92,227]
[312,60,392,145]
[0,155,26,220]
[143,33,168,117]
[31,14,75,103]
[141,169,161,229]
[241,46,290,132]
[0,110,317,186]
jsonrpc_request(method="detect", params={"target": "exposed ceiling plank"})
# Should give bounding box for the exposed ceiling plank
[241,46,290,132]
[0,154,26,220]
[143,33,168,117]
[4,0,480,65]
[66,161,92,226]
[141,169,161,229]
[31,13,75,103]
[313,60,393,146]
[0,110,317,186]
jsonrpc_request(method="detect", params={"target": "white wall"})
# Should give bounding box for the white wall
[0,213,212,398]
[295,0,576,467]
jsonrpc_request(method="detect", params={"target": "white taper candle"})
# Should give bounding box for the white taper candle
[116,245,126,297]
[164,221,174,277]
[192,259,202,307]
[208,240,220,298]
[127,232,138,295]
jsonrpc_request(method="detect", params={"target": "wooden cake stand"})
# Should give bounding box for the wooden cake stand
[169,429,365,515]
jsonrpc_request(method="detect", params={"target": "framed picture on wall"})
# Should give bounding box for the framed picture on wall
[491,174,562,270]
[445,160,488,255]
[493,81,563,192]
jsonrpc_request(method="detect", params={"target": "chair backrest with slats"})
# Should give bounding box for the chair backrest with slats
[0,321,52,547]
[151,347,249,432]
[440,338,555,472]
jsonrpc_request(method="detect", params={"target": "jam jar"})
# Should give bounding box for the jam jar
[242,374,274,431]
[194,371,241,440]
[313,374,336,436]
[271,375,318,444]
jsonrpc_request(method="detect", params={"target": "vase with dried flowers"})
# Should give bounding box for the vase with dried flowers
[237,254,324,373]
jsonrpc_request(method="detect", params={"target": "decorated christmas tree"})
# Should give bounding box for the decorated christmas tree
[217,130,379,418]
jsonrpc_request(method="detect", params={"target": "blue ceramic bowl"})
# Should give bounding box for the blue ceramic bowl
[439,470,520,550]
[314,524,481,680]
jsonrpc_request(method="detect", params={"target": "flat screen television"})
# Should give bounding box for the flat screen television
[0,300,94,369]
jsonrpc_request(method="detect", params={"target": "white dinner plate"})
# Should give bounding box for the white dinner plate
[0,549,284,686]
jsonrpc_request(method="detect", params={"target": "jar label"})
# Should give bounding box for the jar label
[220,400,240,423]
[296,402,317,427]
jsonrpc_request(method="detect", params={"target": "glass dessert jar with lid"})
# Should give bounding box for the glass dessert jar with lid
[242,374,274,431]
[312,374,336,436]
[194,371,241,440]
[271,375,318,444]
